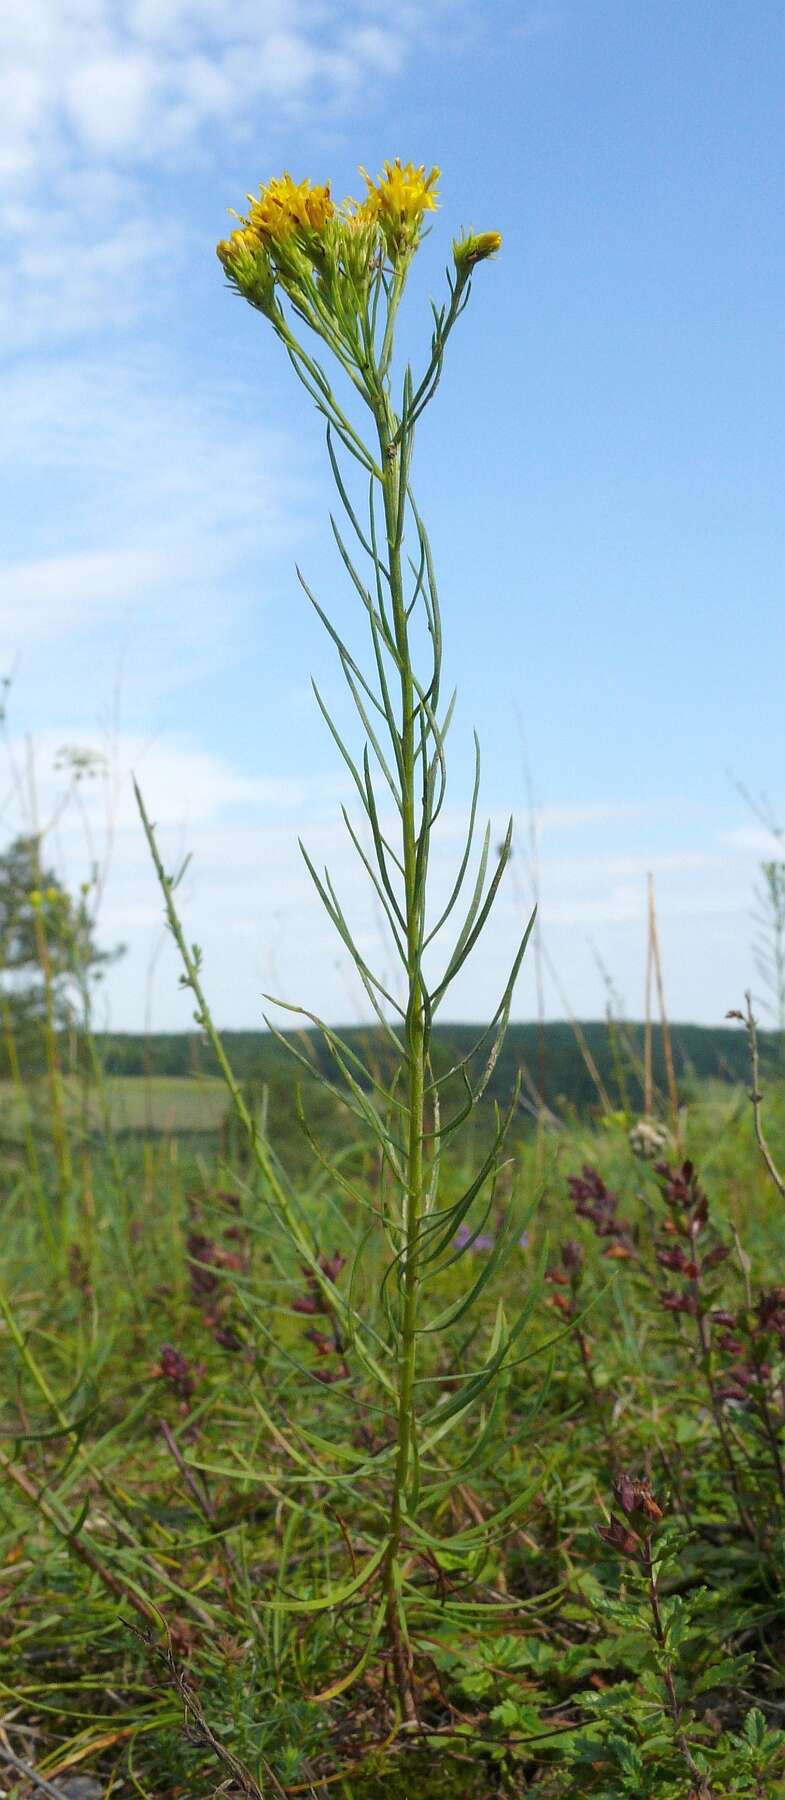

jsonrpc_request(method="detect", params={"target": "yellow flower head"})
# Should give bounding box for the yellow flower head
[218,175,335,310]
[453,230,503,274]
[247,174,334,242]
[216,224,276,315]
[216,225,260,268]
[357,158,440,257]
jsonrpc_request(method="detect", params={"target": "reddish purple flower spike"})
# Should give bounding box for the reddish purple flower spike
[597,1514,641,1559]
[567,1163,631,1243]
[661,1291,698,1315]
[703,1243,730,1269]
[690,1194,709,1235]
[305,1327,334,1356]
[705,1245,730,1274]
[160,1344,188,1380]
[757,1288,785,1339]
[561,1238,584,1273]
[158,1343,198,1399]
[186,1232,219,1296]
[213,1324,243,1351]
[657,1245,690,1273]
[715,1377,751,1404]
[613,1474,664,1524]
[654,1159,710,1236]
[319,1252,345,1283]
[314,1361,350,1385]
[614,1473,637,1516]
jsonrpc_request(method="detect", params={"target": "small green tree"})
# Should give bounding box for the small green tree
[0,834,118,1077]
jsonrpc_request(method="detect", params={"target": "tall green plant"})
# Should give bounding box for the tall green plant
[138,159,541,1720]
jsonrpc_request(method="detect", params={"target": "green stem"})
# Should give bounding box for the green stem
[642,1535,712,1795]
[275,318,383,477]
[373,393,427,1723]
[391,266,470,442]
[30,889,72,1198]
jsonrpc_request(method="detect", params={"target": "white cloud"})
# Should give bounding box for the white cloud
[0,547,177,649]
[720,823,783,855]
[1,729,344,833]
[533,800,650,836]
[0,349,310,680]
[64,53,160,154]
[0,0,430,345]
[0,726,766,1028]
[0,213,163,348]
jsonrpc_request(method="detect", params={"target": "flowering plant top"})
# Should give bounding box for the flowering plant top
[216,158,500,346]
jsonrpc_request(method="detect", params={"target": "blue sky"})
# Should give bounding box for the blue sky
[1,0,783,1032]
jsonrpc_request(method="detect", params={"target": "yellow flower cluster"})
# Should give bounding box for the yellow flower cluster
[216,160,500,322]
[215,225,256,265]
[247,174,335,240]
[216,174,336,302]
[215,223,276,315]
[218,160,440,280]
[356,158,440,255]
[28,887,61,909]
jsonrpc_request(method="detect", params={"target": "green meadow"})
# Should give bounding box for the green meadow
[2,1020,785,1797]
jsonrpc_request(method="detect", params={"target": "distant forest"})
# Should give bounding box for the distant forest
[97,1020,772,1117]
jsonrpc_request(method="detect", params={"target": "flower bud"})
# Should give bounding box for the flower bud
[703,1242,730,1268]
[613,1474,663,1526]
[597,1514,641,1559]
[453,231,502,272]
[319,1252,345,1283]
[561,1238,584,1273]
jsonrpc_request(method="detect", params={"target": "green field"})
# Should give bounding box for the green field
[0,1073,229,1136]
[2,1050,785,1797]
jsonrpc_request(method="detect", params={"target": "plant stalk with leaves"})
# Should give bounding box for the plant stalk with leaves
[138,160,540,1721]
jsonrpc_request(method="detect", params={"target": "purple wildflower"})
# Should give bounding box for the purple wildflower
[454,1222,495,1253]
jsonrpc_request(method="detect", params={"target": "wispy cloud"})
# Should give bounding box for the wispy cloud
[1,547,178,647]
[0,350,311,690]
[0,726,764,1028]
[720,823,783,856]
[0,1,425,346]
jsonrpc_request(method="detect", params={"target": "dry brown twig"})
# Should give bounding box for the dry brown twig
[0,1730,69,1800]
[125,1623,287,1799]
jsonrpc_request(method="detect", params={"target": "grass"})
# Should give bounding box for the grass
[0,1074,229,1137]
[2,1063,785,1797]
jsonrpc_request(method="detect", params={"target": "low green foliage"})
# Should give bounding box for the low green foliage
[1,1073,784,1795]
